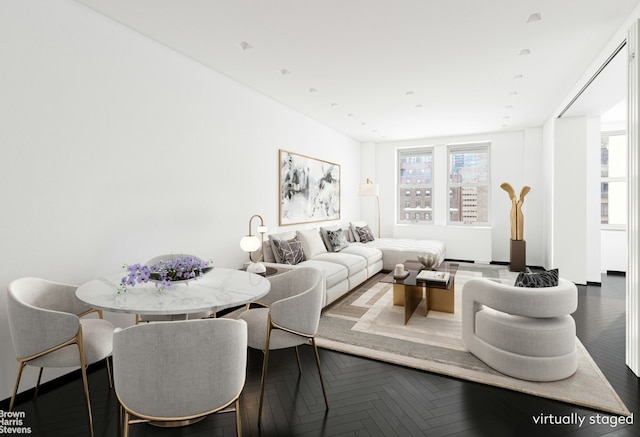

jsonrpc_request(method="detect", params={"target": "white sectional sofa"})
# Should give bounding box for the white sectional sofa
[262,221,446,308]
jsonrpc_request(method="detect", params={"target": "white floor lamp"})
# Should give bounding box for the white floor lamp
[358,178,380,238]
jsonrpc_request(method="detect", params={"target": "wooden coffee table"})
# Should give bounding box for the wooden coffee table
[381,261,458,324]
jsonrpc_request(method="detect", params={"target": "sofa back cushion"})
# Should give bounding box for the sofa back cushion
[296,229,328,259]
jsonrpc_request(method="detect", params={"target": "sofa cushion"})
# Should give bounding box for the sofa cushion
[271,237,305,265]
[313,252,366,276]
[267,231,297,263]
[296,229,328,259]
[349,221,368,242]
[325,228,349,252]
[355,225,375,243]
[340,244,383,265]
[296,259,348,290]
[515,269,559,288]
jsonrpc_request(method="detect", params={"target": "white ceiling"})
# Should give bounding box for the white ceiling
[74,0,638,142]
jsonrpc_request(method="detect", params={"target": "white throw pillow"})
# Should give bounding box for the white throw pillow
[296,229,328,259]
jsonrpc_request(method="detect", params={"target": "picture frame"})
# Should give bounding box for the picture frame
[279,149,341,226]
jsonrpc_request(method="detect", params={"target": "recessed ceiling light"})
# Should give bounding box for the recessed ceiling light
[238,41,253,51]
[503,115,511,119]
[506,105,514,109]
[526,13,542,23]
[346,113,355,117]
[415,104,423,109]
[519,49,531,56]
[406,91,415,95]
[509,91,519,96]
[330,102,338,107]
[308,88,318,93]
[513,74,524,79]
[361,122,367,126]
[280,69,291,76]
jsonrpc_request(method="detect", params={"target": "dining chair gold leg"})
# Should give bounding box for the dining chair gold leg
[294,346,302,374]
[105,357,113,388]
[258,323,273,423]
[123,410,130,437]
[33,367,44,400]
[9,362,26,411]
[311,337,329,409]
[235,398,242,436]
[77,331,95,437]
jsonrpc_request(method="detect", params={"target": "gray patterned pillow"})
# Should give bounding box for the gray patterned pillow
[514,269,559,288]
[326,228,348,252]
[271,237,305,265]
[356,225,375,243]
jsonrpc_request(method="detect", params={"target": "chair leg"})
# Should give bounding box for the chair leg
[105,356,113,388]
[33,367,44,401]
[123,410,130,437]
[294,346,302,374]
[258,324,273,424]
[77,332,95,437]
[9,362,27,411]
[311,338,329,409]
[258,347,270,424]
[235,398,242,437]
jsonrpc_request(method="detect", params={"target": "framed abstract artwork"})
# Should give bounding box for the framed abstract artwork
[279,150,341,225]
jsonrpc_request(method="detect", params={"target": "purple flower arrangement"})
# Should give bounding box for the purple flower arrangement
[119,255,211,292]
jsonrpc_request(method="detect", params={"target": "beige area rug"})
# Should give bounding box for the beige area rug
[316,263,630,416]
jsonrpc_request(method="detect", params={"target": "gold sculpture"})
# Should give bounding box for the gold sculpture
[500,183,530,241]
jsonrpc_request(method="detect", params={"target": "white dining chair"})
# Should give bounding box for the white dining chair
[6,277,114,437]
[237,267,328,423]
[112,318,248,436]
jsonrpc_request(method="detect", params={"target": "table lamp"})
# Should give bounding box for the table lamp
[240,214,268,274]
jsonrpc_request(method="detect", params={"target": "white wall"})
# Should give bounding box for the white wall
[602,229,628,271]
[372,129,545,265]
[0,0,361,401]
[552,116,603,284]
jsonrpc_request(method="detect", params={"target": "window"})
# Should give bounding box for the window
[601,132,627,226]
[398,148,433,223]
[448,143,490,224]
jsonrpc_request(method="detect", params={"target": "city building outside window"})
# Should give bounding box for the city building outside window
[448,143,490,225]
[397,148,433,224]
[601,131,627,227]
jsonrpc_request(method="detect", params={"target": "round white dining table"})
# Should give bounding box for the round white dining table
[75,267,270,316]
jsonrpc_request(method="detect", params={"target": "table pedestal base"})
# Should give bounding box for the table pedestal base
[393,280,455,325]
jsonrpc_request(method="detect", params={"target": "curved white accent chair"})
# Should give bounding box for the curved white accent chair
[112,318,247,436]
[7,277,114,437]
[238,267,328,423]
[462,277,578,382]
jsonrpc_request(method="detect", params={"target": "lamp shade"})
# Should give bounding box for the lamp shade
[358,183,379,196]
[240,235,260,253]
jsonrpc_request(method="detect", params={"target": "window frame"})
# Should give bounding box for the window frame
[600,130,627,230]
[397,147,434,225]
[446,142,491,226]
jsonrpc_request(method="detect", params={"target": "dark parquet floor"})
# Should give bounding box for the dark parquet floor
[2,273,638,436]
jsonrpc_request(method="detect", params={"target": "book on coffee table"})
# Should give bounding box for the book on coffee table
[416,270,450,283]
